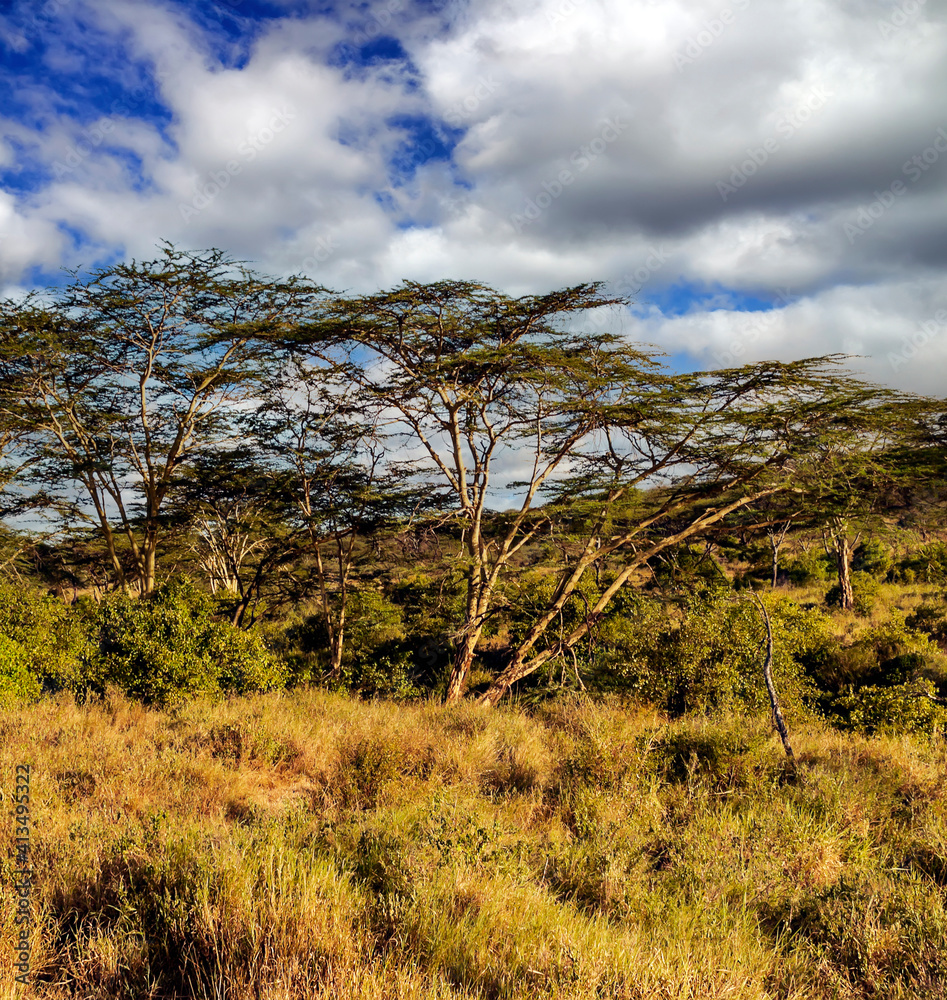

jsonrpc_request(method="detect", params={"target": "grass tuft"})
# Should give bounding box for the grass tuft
[4,690,947,997]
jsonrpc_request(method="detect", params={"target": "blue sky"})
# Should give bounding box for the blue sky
[1,0,946,393]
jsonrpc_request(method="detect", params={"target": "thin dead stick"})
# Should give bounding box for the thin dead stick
[752,593,795,761]
[911,690,947,705]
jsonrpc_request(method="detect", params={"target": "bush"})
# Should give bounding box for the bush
[604,588,829,717]
[897,542,947,584]
[782,548,834,585]
[339,589,421,699]
[0,578,94,692]
[644,544,730,589]
[502,582,834,716]
[390,571,467,687]
[827,682,946,737]
[92,577,284,707]
[266,588,425,698]
[0,633,41,707]
[906,603,947,646]
[816,615,947,735]
[853,539,894,579]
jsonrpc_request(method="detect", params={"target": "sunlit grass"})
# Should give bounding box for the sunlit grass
[2,689,947,997]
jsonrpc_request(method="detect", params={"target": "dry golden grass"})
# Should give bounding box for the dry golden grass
[1,689,947,998]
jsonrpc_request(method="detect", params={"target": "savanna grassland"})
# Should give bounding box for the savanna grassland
[2,248,947,998]
[3,678,947,1000]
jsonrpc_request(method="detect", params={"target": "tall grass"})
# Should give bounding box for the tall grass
[2,689,947,998]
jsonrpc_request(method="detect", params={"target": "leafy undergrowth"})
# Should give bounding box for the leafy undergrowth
[2,690,947,998]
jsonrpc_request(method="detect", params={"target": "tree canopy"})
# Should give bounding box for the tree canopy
[1,245,943,704]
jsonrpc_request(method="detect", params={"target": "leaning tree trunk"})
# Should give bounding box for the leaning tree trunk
[446,625,485,703]
[753,594,795,763]
[445,534,496,702]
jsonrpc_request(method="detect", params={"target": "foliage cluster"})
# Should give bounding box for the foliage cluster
[0,580,93,705]
[2,565,947,736]
[0,577,282,708]
[93,577,285,706]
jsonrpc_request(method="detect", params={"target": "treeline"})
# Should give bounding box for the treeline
[0,244,945,708]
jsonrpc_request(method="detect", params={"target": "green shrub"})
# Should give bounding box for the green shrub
[344,589,405,660]
[0,633,41,707]
[906,603,947,646]
[390,571,467,687]
[0,578,94,692]
[336,589,421,698]
[897,542,947,584]
[92,577,284,707]
[503,583,833,716]
[828,682,946,737]
[782,548,834,585]
[644,544,730,589]
[816,615,947,735]
[604,589,829,717]
[261,588,426,697]
[853,539,895,579]
[389,572,466,638]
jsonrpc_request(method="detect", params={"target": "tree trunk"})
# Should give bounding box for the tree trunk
[446,628,482,703]
[834,531,854,610]
[478,647,533,706]
[445,513,494,702]
[328,604,346,678]
[753,594,794,761]
[141,536,157,597]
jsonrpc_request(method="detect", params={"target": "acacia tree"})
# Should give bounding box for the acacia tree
[771,393,939,609]
[289,281,892,704]
[164,446,300,625]
[291,280,655,699]
[246,352,427,676]
[0,244,327,595]
[475,360,903,705]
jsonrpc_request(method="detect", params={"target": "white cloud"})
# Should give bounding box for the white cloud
[0,0,944,397]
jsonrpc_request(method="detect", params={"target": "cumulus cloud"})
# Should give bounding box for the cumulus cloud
[0,0,944,395]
